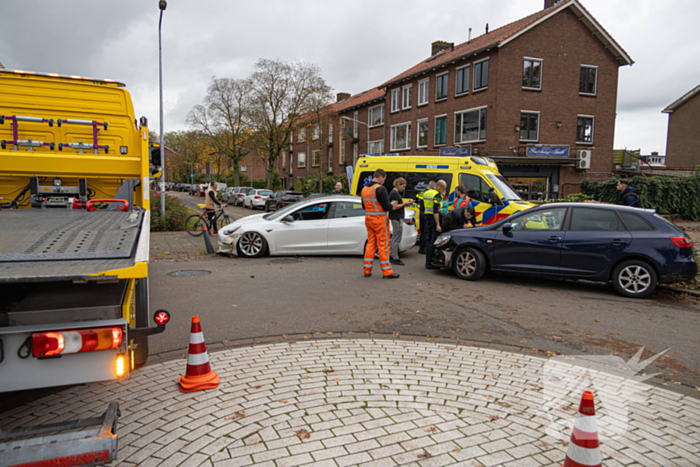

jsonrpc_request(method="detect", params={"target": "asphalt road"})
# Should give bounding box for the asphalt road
[148,195,700,393]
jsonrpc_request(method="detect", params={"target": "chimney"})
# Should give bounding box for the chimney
[544,0,559,9]
[336,92,350,103]
[431,40,451,56]
[468,28,472,43]
[485,23,489,34]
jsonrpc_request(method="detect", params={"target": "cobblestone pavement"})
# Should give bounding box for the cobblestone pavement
[3,339,699,466]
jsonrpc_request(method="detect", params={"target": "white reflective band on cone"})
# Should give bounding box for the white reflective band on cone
[190,332,204,345]
[575,414,599,434]
[187,352,209,366]
[566,443,602,465]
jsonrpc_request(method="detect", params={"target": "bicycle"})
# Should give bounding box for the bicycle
[185,204,235,237]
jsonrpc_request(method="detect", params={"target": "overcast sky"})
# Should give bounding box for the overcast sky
[1,0,698,155]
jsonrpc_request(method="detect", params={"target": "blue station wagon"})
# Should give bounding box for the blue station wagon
[431,203,697,298]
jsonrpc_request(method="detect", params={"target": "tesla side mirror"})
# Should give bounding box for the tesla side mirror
[502,222,513,235]
[489,190,504,206]
[282,215,295,223]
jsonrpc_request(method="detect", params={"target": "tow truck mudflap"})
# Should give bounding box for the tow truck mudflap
[0,402,119,467]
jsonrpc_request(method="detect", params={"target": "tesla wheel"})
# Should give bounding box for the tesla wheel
[236,232,268,258]
[185,214,206,237]
[452,247,486,281]
[612,259,657,298]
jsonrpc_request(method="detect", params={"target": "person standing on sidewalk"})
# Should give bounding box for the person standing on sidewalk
[616,179,640,207]
[331,182,344,195]
[424,180,446,270]
[204,182,225,234]
[362,169,400,279]
[417,180,437,255]
[389,177,413,266]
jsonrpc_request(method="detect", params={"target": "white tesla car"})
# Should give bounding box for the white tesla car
[217,195,418,258]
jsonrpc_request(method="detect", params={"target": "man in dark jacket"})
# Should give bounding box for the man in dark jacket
[616,180,639,207]
[441,207,480,232]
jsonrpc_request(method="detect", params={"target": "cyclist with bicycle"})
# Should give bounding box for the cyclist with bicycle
[204,182,226,233]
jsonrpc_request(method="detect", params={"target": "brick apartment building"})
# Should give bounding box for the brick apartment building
[662,84,700,168]
[286,0,632,199]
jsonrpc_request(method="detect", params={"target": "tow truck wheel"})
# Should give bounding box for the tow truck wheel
[133,278,150,369]
[452,247,486,281]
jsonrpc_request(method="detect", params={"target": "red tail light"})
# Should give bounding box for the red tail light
[671,237,693,248]
[403,218,415,226]
[254,196,261,199]
[32,327,123,357]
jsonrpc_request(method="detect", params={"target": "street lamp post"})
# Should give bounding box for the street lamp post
[158,0,167,218]
[341,116,370,164]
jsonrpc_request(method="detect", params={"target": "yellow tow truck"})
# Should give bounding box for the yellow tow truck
[0,69,170,395]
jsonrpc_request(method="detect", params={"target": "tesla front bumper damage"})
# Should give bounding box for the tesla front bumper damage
[218,230,243,256]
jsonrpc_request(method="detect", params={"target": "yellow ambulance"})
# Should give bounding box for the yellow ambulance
[350,155,535,226]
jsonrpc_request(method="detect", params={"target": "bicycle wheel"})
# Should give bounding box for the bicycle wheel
[185,214,206,236]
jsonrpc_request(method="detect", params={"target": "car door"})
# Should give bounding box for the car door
[490,207,568,273]
[273,202,330,253]
[327,201,367,253]
[560,207,632,277]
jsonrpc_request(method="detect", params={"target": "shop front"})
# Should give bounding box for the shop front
[492,156,577,201]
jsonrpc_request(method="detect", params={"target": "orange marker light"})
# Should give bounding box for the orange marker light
[116,355,126,377]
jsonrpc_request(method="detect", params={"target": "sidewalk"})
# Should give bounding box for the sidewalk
[2,339,699,466]
[150,231,212,262]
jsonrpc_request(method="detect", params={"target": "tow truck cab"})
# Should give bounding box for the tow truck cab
[0,69,169,393]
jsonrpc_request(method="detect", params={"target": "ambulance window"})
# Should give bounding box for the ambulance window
[460,174,490,203]
[405,173,453,199]
[354,171,406,196]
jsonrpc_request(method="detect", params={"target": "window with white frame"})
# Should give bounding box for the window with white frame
[473,59,489,91]
[456,65,470,95]
[282,151,287,168]
[418,79,429,106]
[289,154,293,168]
[352,143,359,167]
[436,73,448,101]
[297,128,305,143]
[353,111,359,138]
[327,147,333,170]
[312,149,321,167]
[523,58,542,90]
[391,89,400,112]
[576,115,594,144]
[579,65,597,95]
[339,140,345,164]
[417,119,429,148]
[434,115,447,146]
[402,85,412,110]
[519,112,539,141]
[455,107,487,143]
[368,104,384,127]
[328,123,333,142]
[368,140,384,156]
[312,124,320,140]
[241,164,247,172]
[391,122,411,151]
[297,152,306,168]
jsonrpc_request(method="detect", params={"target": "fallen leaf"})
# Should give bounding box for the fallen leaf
[454,446,461,452]
[282,400,288,403]
[231,304,237,307]
[426,427,438,433]
[417,450,431,459]
[498,402,511,408]
[416,310,421,314]
[228,411,246,420]
[335,379,340,383]
[333,345,340,349]
[490,416,499,420]
[322,368,334,373]
[253,385,261,389]
[294,429,311,440]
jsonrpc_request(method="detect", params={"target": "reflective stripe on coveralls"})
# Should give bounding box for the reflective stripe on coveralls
[362,183,393,277]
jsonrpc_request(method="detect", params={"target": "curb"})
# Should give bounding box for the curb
[658,284,700,297]
[145,331,700,400]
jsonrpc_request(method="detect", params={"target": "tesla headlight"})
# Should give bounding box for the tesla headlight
[434,235,451,248]
[222,226,241,236]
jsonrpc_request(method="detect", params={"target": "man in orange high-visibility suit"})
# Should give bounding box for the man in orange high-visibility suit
[362,169,400,279]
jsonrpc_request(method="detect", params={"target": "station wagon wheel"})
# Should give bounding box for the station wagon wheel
[612,259,657,298]
[452,247,486,281]
[237,232,268,258]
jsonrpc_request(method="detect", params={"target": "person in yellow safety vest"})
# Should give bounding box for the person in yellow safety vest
[423,179,446,269]
[417,180,437,255]
[361,169,400,279]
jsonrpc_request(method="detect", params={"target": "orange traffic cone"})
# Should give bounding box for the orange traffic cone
[178,316,220,393]
[562,390,602,467]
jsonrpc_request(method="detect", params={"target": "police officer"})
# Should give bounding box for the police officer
[417,180,437,255]
[423,180,446,270]
[362,169,400,279]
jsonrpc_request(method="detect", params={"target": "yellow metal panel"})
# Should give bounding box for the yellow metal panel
[88,261,148,280]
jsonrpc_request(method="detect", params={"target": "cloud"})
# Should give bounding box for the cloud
[1,0,698,154]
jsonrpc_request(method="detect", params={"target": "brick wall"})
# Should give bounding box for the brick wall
[665,93,700,168]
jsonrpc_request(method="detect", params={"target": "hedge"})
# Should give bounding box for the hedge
[580,173,700,220]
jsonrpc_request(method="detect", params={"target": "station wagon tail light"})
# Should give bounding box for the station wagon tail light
[404,218,415,226]
[671,237,693,248]
[32,327,123,357]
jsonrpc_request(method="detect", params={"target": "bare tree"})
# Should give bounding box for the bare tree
[248,59,332,189]
[187,78,251,186]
